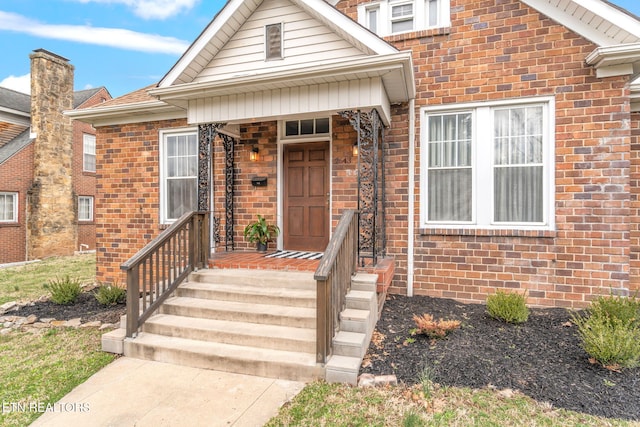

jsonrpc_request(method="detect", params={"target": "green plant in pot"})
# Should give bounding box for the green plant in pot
[243,215,280,252]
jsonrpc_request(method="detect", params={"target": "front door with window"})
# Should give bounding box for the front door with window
[283,142,330,252]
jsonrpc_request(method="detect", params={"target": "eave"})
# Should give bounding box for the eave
[65,100,185,127]
[585,43,640,78]
[151,52,415,105]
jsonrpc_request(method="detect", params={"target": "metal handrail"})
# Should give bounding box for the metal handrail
[314,209,359,363]
[122,211,209,337]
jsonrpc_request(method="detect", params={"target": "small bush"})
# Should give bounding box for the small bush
[412,313,461,338]
[94,284,126,306]
[486,290,529,324]
[46,275,82,305]
[572,294,640,369]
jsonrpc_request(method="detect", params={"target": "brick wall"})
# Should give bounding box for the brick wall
[335,0,634,307]
[630,111,640,293]
[72,87,111,252]
[0,144,34,264]
[95,118,187,285]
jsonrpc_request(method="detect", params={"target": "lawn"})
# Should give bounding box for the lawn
[0,253,96,305]
[266,381,637,426]
[0,254,116,427]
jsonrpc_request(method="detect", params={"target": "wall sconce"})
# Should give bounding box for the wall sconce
[352,141,359,156]
[250,145,259,162]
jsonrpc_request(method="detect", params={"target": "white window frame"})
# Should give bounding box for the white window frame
[78,196,94,222]
[83,134,96,173]
[0,192,18,223]
[358,0,450,36]
[420,96,556,231]
[159,127,199,224]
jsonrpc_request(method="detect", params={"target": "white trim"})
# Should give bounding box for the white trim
[420,96,556,231]
[276,118,333,251]
[358,0,451,37]
[0,192,18,223]
[65,101,186,127]
[78,196,94,221]
[407,98,415,297]
[82,133,96,173]
[159,126,199,224]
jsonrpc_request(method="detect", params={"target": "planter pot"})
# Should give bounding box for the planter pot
[256,242,268,252]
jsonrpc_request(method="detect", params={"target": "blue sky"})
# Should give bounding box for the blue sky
[0,0,639,98]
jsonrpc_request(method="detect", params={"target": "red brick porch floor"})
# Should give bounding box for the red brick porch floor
[208,251,394,293]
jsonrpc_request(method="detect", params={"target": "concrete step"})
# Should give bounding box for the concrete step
[325,355,362,385]
[332,330,367,358]
[176,281,316,308]
[124,332,324,382]
[345,290,377,311]
[190,269,316,290]
[351,273,378,292]
[339,308,371,334]
[142,313,315,353]
[160,296,316,329]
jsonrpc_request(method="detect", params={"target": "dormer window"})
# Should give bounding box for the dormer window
[265,23,283,60]
[359,0,450,37]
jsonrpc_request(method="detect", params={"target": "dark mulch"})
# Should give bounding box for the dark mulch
[12,292,126,325]
[360,294,640,421]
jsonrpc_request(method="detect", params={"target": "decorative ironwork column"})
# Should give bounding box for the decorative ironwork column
[220,133,235,250]
[338,109,386,265]
[197,123,236,250]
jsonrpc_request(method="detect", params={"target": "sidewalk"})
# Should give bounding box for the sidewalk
[30,357,305,427]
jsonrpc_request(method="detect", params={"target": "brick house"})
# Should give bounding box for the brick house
[0,49,111,264]
[71,0,640,309]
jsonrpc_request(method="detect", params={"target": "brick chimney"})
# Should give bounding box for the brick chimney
[27,49,77,259]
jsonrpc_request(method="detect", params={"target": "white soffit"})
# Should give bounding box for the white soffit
[521,0,640,46]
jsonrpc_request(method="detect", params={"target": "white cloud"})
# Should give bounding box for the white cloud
[72,0,200,20]
[0,74,31,94]
[83,83,95,90]
[0,11,189,54]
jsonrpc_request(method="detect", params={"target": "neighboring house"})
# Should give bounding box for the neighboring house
[0,49,111,264]
[71,0,640,308]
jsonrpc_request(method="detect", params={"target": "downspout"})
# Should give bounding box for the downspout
[407,98,416,297]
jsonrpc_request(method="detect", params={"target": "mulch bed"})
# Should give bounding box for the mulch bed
[360,294,640,421]
[11,292,126,325]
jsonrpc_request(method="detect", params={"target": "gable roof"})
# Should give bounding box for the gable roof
[159,0,399,89]
[0,87,31,116]
[0,128,33,165]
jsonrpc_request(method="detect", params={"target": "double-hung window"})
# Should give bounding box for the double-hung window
[160,129,198,224]
[83,134,96,173]
[0,192,18,223]
[78,196,94,221]
[359,0,450,37]
[421,97,555,230]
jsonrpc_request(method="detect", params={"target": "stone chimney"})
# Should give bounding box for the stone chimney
[27,49,77,259]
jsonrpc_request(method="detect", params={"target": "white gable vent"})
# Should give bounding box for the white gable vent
[265,23,283,60]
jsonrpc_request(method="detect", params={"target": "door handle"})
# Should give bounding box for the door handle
[326,193,330,209]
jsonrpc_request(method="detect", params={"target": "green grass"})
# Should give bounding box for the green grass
[0,328,116,427]
[265,381,635,427]
[0,253,113,427]
[0,254,96,305]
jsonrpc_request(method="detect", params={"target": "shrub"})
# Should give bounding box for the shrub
[412,313,461,338]
[572,294,640,369]
[46,275,82,305]
[94,284,126,306]
[486,290,529,324]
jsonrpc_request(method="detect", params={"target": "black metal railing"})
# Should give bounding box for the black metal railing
[314,210,359,363]
[122,211,209,338]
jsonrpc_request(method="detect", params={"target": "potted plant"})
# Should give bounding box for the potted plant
[243,214,280,252]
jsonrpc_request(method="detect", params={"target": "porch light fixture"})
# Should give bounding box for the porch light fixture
[352,141,359,156]
[250,145,260,162]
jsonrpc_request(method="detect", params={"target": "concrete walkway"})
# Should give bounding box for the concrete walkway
[30,357,305,427]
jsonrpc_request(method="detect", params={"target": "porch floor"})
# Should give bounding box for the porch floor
[208,250,395,295]
[209,251,321,272]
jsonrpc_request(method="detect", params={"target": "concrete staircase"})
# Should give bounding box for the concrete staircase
[106,269,378,384]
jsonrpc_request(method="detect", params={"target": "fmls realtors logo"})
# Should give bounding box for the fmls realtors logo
[1,401,90,413]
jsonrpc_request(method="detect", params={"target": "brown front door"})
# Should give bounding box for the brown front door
[283,142,330,252]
